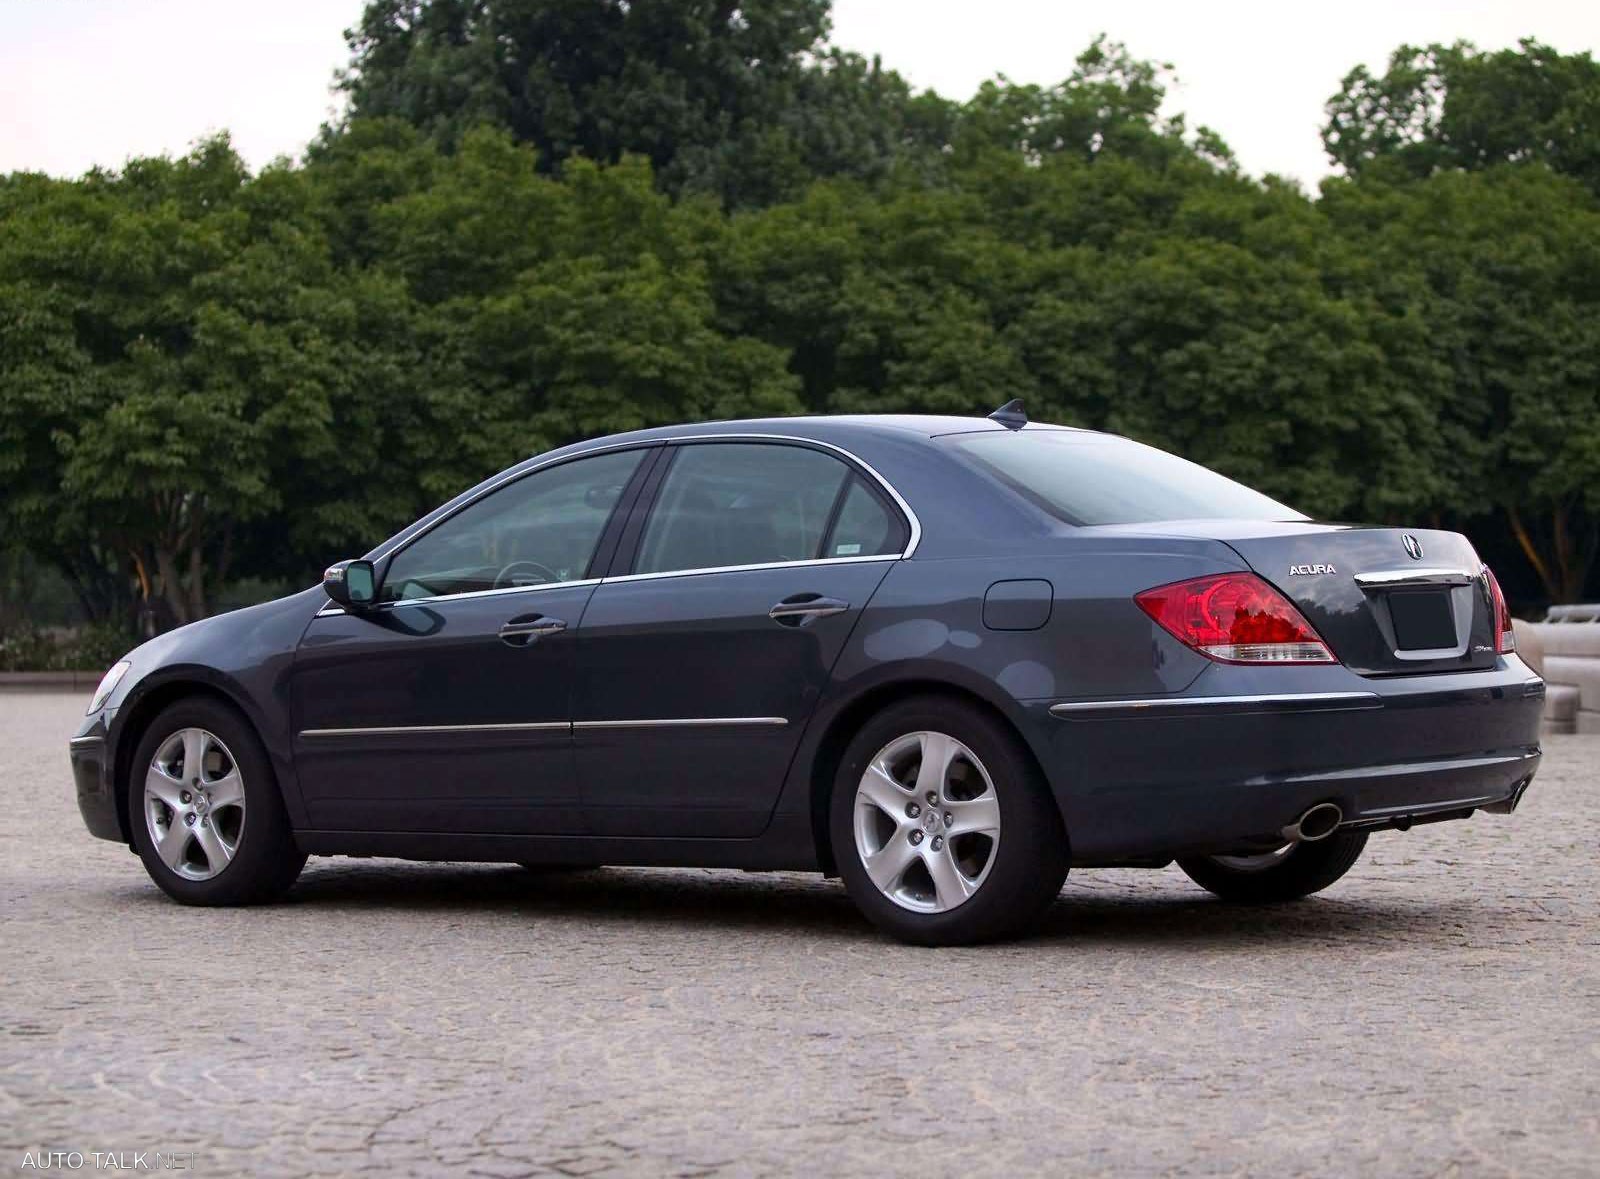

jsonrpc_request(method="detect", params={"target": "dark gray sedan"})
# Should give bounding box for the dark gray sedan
[69,408,1544,943]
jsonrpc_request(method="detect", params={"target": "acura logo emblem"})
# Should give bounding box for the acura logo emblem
[1402,534,1424,561]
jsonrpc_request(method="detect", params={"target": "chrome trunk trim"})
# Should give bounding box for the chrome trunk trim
[1352,568,1476,588]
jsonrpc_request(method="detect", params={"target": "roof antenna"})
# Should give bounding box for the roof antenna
[988,398,1027,430]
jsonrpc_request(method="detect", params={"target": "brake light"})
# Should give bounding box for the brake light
[1483,566,1516,654]
[1136,572,1335,664]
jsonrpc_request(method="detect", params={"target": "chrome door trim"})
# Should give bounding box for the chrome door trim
[571,717,789,730]
[1049,691,1381,719]
[300,716,790,737]
[299,721,571,738]
[1352,568,1476,588]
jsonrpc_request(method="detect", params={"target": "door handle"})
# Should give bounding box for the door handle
[768,594,850,628]
[499,615,567,647]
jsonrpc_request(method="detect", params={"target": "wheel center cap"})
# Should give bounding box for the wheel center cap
[922,809,939,833]
[193,794,210,816]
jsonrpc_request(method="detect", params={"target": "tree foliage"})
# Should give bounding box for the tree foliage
[1324,38,1600,194]
[2,7,1598,638]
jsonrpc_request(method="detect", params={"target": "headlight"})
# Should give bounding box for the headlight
[87,661,130,714]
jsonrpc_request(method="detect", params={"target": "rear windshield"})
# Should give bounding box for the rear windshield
[948,430,1304,526]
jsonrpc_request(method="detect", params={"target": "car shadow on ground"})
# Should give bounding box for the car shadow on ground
[111,859,1491,950]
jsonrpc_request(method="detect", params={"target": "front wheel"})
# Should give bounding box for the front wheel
[829,696,1068,946]
[129,697,306,906]
[1176,831,1368,903]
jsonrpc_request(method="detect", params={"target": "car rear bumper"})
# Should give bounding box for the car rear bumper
[69,715,124,843]
[1033,659,1545,863]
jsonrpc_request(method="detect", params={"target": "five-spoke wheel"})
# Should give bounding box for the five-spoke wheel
[144,728,246,880]
[831,696,1068,945]
[130,697,305,905]
[853,730,1002,913]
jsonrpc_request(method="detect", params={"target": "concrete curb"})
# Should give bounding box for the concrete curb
[0,671,98,690]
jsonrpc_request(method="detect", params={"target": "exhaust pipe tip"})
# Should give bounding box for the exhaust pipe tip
[1282,802,1343,843]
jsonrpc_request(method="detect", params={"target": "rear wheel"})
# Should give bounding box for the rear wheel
[130,697,305,906]
[1177,832,1368,903]
[829,696,1068,945]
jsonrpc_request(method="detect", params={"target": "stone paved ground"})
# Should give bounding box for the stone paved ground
[3,691,1597,1176]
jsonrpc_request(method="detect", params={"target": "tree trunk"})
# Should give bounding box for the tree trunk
[154,546,191,627]
[1508,504,1600,604]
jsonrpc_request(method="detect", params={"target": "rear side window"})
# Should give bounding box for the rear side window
[825,478,907,559]
[948,431,1304,526]
[636,443,849,574]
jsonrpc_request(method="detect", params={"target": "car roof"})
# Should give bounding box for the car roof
[560,414,1088,452]
[369,414,1091,564]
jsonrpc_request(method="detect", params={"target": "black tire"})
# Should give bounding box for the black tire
[829,695,1068,946]
[1176,832,1368,903]
[129,696,306,906]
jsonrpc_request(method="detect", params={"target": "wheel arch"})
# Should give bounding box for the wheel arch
[111,678,260,844]
[805,675,1060,876]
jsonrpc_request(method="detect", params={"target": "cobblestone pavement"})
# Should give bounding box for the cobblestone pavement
[4,691,1597,1177]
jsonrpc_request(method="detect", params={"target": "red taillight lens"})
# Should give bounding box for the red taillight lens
[1135,572,1335,664]
[1484,566,1516,654]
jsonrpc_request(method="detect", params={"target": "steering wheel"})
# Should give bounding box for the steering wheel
[493,560,560,590]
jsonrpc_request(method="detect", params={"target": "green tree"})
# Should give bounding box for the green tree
[1324,39,1600,193]
[336,0,926,207]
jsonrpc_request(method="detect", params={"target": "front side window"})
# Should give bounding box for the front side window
[379,449,644,602]
[948,430,1304,526]
[635,443,861,575]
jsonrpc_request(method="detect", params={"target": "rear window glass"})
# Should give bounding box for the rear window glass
[948,431,1304,526]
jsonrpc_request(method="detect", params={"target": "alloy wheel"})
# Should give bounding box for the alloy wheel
[143,728,246,881]
[853,730,1001,913]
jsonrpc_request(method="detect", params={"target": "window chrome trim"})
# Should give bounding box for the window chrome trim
[357,431,921,605]
[602,554,897,587]
[571,717,788,730]
[1049,691,1380,719]
[315,577,600,618]
[299,721,571,738]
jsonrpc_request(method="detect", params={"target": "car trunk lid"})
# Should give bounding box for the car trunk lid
[1096,520,1499,676]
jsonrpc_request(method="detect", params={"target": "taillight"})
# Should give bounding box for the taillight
[1135,572,1335,664]
[1483,566,1516,654]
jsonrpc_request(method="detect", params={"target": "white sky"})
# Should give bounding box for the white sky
[1,0,1596,186]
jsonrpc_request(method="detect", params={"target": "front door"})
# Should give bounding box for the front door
[574,440,910,838]
[291,446,652,834]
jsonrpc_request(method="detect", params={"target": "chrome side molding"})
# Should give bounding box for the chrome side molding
[300,721,572,738]
[300,716,788,738]
[1049,691,1381,720]
[571,717,788,730]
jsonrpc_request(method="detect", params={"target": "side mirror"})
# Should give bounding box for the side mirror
[323,559,377,609]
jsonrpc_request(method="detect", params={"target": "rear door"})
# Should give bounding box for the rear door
[574,440,908,838]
